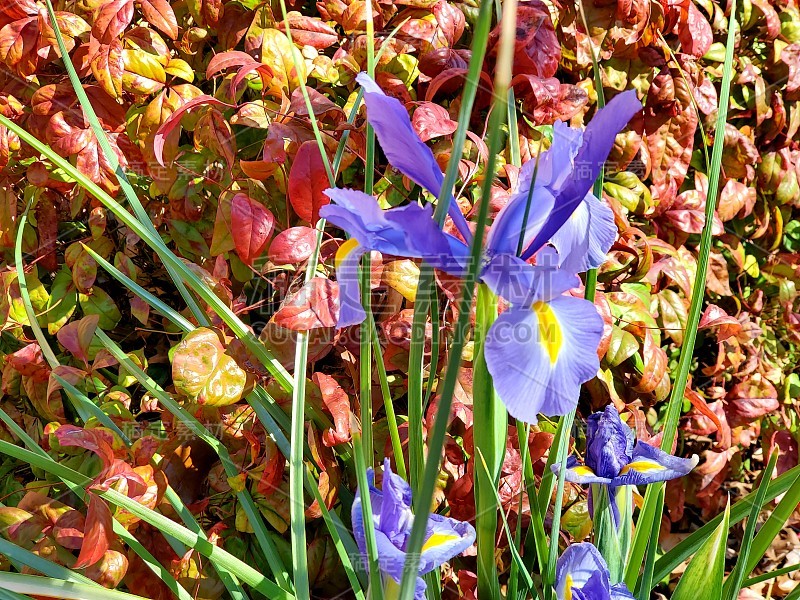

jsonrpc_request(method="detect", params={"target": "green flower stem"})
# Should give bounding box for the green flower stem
[472,283,505,600]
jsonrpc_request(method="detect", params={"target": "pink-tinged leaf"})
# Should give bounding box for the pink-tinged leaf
[73,494,113,569]
[206,50,258,78]
[725,375,779,428]
[56,314,100,365]
[698,305,742,342]
[153,95,233,166]
[268,227,317,265]
[53,424,116,470]
[7,344,49,382]
[231,62,275,97]
[230,193,275,266]
[288,140,329,224]
[272,278,339,331]
[277,12,339,49]
[313,372,351,446]
[487,1,560,78]
[411,102,457,142]
[138,0,179,40]
[678,2,713,57]
[92,0,134,43]
[768,430,798,476]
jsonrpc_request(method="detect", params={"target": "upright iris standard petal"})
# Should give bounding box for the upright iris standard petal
[486,121,582,256]
[351,460,475,600]
[612,440,700,486]
[355,73,472,243]
[549,193,618,273]
[522,90,642,260]
[585,406,635,480]
[484,292,604,423]
[555,543,634,600]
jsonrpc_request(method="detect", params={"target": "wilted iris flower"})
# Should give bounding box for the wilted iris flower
[558,405,699,490]
[352,459,475,599]
[556,543,634,600]
[319,73,641,423]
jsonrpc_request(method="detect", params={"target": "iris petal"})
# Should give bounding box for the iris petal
[549,193,617,273]
[555,543,612,600]
[484,294,603,422]
[553,457,613,485]
[356,73,472,242]
[480,251,579,306]
[586,406,635,480]
[522,90,641,260]
[333,239,368,327]
[611,442,699,486]
[418,513,476,574]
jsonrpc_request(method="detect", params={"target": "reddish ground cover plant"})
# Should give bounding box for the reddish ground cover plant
[0,0,797,598]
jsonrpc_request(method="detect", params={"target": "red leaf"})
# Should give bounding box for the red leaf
[278,12,338,49]
[153,96,234,166]
[92,0,134,43]
[0,16,39,77]
[230,193,275,266]
[678,3,712,58]
[288,141,329,224]
[412,102,457,142]
[698,304,742,342]
[268,226,317,265]
[56,315,100,365]
[313,373,351,446]
[685,388,731,449]
[54,424,116,470]
[487,1,560,78]
[206,50,258,79]
[7,344,49,382]
[73,494,113,569]
[272,277,339,331]
[138,0,179,40]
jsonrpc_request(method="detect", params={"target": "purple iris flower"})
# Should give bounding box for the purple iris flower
[556,405,699,489]
[352,459,476,599]
[319,73,641,423]
[556,543,634,600]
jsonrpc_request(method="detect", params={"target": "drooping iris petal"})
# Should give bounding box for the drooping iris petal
[418,513,476,574]
[585,406,635,480]
[555,543,612,600]
[549,193,617,273]
[321,188,452,259]
[484,294,603,422]
[522,90,641,260]
[378,459,414,546]
[555,456,612,485]
[611,441,700,487]
[355,73,473,243]
[333,238,368,327]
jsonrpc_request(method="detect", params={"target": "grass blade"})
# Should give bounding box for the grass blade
[627,3,738,591]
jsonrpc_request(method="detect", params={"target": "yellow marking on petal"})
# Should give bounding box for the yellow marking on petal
[532,301,562,365]
[619,460,666,475]
[335,238,360,269]
[564,574,573,600]
[421,532,460,552]
[571,465,595,477]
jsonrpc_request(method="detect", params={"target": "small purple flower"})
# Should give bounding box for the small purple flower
[556,543,634,600]
[556,405,699,488]
[351,459,475,599]
[320,74,641,423]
